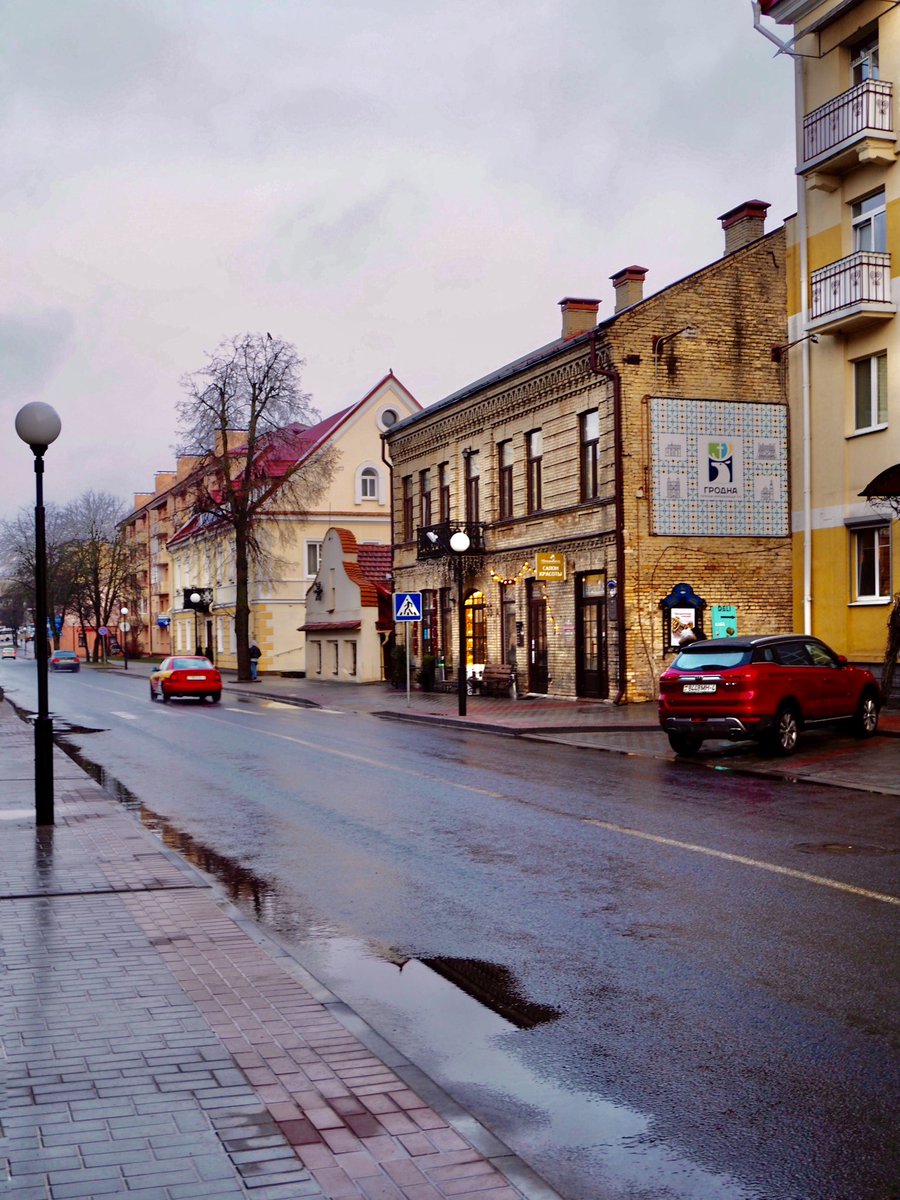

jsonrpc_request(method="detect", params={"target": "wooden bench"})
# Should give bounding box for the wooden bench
[475,663,517,698]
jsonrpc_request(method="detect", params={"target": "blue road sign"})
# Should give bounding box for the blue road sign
[393,592,423,622]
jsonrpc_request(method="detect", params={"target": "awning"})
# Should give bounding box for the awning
[299,620,362,633]
[859,463,900,498]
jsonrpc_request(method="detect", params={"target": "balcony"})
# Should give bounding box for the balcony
[809,251,895,333]
[801,80,896,183]
[416,521,486,561]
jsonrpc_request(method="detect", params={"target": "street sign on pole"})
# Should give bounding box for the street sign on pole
[393,592,423,622]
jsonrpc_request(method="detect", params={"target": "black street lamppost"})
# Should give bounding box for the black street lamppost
[120,607,129,670]
[448,529,471,717]
[15,401,62,827]
[189,592,202,656]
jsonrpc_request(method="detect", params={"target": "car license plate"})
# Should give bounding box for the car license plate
[187,674,206,680]
[683,682,716,694]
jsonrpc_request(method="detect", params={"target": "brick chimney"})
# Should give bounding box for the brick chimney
[719,200,769,255]
[558,297,600,340]
[610,265,648,313]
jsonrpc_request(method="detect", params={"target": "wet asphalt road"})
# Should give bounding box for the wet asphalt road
[3,659,899,1200]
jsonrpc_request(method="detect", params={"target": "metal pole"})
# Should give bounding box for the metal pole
[405,620,411,708]
[32,450,54,826]
[456,555,467,717]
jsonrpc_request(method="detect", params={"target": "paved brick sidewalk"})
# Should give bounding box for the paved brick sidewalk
[1,702,560,1200]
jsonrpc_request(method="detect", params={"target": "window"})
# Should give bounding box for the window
[402,475,413,541]
[314,641,322,674]
[438,462,450,523]
[359,466,379,501]
[464,451,480,524]
[853,190,886,253]
[854,353,887,430]
[498,440,514,520]
[344,640,357,676]
[419,468,432,527]
[853,524,891,600]
[580,410,600,500]
[305,541,322,578]
[526,429,543,513]
[329,640,339,675]
[851,33,879,84]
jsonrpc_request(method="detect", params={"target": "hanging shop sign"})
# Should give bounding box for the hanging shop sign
[535,552,567,582]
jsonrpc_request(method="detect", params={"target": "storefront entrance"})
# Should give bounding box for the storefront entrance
[526,580,549,694]
[576,572,608,698]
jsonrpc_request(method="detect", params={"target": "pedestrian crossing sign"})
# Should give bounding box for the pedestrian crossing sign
[393,592,423,621]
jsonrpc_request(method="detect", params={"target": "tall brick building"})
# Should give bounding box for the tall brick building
[384,203,791,702]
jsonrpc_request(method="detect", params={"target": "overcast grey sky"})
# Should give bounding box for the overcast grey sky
[2,1,796,519]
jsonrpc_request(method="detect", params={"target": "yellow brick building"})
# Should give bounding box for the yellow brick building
[756,0,900,668]
[385,204,791,702]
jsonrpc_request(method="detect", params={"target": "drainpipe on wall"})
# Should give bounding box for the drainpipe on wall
[380,433,395,554]
[796,56,813,636]
[589,337,628,704]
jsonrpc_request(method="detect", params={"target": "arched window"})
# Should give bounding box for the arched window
[355,463,382,503]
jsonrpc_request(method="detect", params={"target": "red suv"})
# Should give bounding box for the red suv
[659,635,881,756]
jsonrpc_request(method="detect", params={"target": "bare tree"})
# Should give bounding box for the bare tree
[177,333,337,680]
[0,504,79,647]
[65,491,142,661]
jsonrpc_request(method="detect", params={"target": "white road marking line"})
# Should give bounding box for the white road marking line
[110,711,138,720]
[583,818,900,906]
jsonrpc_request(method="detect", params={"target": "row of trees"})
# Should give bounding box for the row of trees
[0,491,141,660]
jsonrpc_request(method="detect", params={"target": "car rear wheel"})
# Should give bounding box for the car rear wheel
[210,692,221,703]
[667,732,704,756]
[853,690,880,738]
[767,704,800,755]
[161,689,170,704]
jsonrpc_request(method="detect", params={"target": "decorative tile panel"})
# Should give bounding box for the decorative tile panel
[650,398,788,537]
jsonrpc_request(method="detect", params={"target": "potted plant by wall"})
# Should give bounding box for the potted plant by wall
[390,643,407,688]
[416,654,436,692]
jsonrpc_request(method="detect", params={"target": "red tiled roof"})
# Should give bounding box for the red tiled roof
[357,543,392,589]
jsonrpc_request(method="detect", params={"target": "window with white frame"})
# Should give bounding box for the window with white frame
[356,464,380,503]
[854,353,887,431]
[852,190,886,253]
[306,540,322,577]
[852,524,891,600]
[851,32,879,85]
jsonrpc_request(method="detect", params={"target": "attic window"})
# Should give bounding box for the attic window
[378,407,399,431]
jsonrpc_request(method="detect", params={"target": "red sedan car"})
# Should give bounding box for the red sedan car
[149,656,222,704]
[659,634,881,756]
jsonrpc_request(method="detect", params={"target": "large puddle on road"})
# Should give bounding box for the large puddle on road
[56,732,761,1200]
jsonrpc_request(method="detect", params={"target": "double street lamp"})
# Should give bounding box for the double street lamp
[448,530,471,718]
[15,401,62,827]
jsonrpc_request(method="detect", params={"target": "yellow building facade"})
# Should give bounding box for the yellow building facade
[757,0,900,668]
[166,374,419,675]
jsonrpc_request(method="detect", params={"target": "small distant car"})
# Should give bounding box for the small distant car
[659,634,881,756]
[50,650,80,672]
[1,645,16,659]
[150,656,222,704]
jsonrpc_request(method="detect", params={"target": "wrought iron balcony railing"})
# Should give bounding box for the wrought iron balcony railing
[416,520,486,561]
[803,79,894,166]
[810,251,893,321]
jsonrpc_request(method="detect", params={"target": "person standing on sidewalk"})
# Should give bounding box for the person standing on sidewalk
[249,641,261,681]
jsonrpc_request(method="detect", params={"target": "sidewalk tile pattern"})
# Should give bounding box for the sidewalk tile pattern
[1,703,552,1200]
